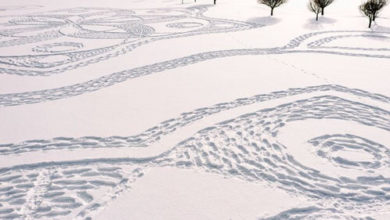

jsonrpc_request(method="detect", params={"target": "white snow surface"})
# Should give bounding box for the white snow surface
[0,0,389,219]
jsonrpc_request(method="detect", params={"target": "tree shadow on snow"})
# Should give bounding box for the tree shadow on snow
[246,16,280,26]
[372,24,390,32]
[304,17,337,30]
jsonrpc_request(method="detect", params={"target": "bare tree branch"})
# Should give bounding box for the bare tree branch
[308,0,322,21]
[309,0,334,16]
[258,0,288,16]
[360,0,388,28]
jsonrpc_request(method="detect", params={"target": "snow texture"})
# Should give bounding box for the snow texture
[0,0,389,219]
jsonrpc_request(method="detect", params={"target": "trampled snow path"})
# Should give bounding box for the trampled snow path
[1,29,390,107]
[0,2,390,219]
[0,6,260,76]
[1,85,390,219]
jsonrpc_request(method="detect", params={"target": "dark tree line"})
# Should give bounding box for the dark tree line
[183,0,388,28]
[360,0,388,28]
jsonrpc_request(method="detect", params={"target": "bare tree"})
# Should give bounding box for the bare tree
[182,0,197,4]
[310,0,334,16]
[258,0,288,16]
[308,0,321,21]
[360,0,388,28]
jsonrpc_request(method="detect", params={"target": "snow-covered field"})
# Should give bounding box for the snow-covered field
[0,0,389,219]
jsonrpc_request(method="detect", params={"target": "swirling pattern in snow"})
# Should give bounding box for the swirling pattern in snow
[309,134,390,170]
[1,87,390,218]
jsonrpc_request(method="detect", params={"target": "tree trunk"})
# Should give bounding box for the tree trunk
[369,17,372,28]
[373,14,376,21]
[321,7,324,15]
[271,7,274,16]
[214,0,216,4]
[316,12,319,21]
